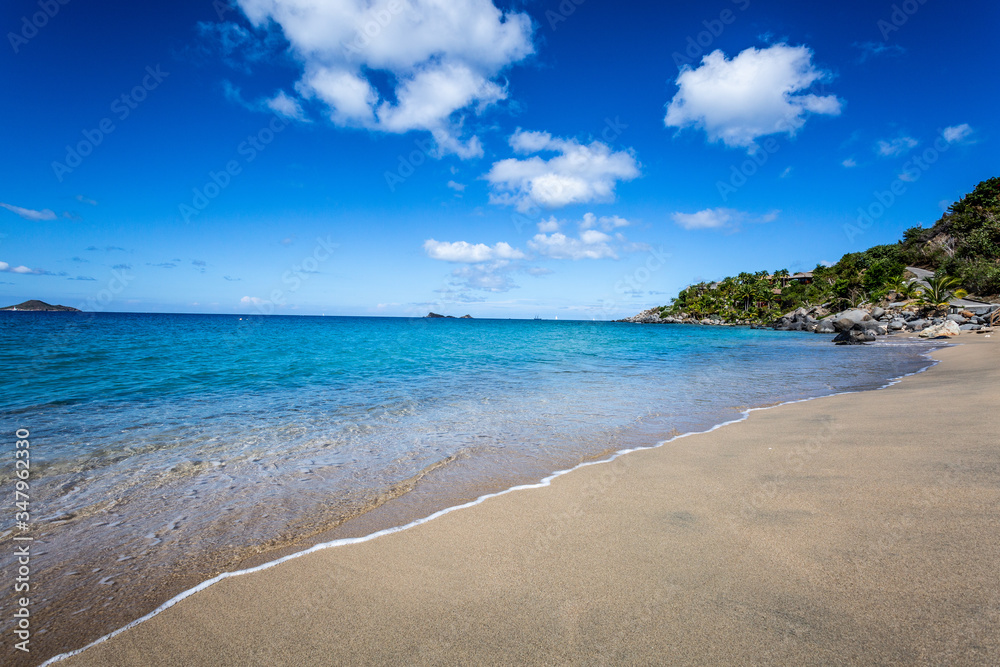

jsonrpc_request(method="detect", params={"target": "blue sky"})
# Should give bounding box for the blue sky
[1,0,997,318]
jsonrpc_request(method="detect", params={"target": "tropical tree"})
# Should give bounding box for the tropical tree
[916,273,967,309]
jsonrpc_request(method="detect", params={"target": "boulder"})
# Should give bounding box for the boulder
[960,310,975,318]
[871,307,886,320]
[832,310,873,332]
[960,324,981,331]
[947,314,969,324]
[919,320,962,338]
[833,324,872,345]
[816,320,837,334]
[888,320,905,331]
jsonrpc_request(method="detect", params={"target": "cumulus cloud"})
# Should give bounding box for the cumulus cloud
[0,203,57,221]
[875,136,918,157]
[943,123,974,144]
[423,239,525,263]
[842,157,857,168]
[528,213,637,260]
[241,296,267,306]
[529,229,617,260]
[228,0,534,157]
[446,180,466,192]
[671,208,778,232]
[486,131,640,212]
[665,43,842,151]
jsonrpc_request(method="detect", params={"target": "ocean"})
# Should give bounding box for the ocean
[0,312,937,659]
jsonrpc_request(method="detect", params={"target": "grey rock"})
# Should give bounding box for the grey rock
[947,314,969,324]
[871,307,886,320]
[816,321,836,334]
[888,320,905,331]
[960,324,981,331]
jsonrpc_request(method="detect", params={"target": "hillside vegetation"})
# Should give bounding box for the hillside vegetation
[659,177,1000,323]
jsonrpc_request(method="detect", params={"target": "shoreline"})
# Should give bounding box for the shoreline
[2,324,932,665]
[42,337,998,665]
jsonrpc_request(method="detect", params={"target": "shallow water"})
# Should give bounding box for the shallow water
[0,312,935,658]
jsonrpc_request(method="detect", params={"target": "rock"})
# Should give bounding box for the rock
[888,320,905,331]
[833,324,871,345]
[960,310,975,318]
[919,320,962,338]
[871,307,886,320]
[425,312,446,318]
[947,314,968,324]
[960,324,981,331]
[816,320,836,334]
[832,309,872,332]
[460,314,473,319]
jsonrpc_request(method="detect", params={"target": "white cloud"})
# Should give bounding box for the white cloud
[448,262,517,292]
[842,157,857,168]
[943,123,974,144]
[486,131,640,212]
[446,180,466,192]
[529,230,617,260]
[509,129,553,153]
[423,239,525,263]
[671,208,778,232]
[240,296,267,305]
[853,41,906,63]
[265,90,308,120]
[76,195,98,206]
[537,217,561,233]
[579,212,629,231]
[232,0,534,157]
[528,212,638,259]
[779,166,793,178]
[664,43,842,151]
[0,203,57,221]
[875,136,918,157]
[0,261,59,275]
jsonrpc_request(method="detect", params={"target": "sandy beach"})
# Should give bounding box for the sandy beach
[58,335,999,666]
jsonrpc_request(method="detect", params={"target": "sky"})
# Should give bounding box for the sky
[1,0,997,318]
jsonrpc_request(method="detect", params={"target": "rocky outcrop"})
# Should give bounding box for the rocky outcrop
[1,300,80,312]
[618,300,991,344]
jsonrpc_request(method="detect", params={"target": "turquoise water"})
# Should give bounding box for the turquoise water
[0,312,935,650]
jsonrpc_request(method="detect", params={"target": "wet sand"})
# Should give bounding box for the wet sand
[59,335,1000,665]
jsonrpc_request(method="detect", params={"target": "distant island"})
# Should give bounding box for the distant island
[1,300,81,312]
[425,312,473,319]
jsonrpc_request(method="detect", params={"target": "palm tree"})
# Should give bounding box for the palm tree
[916,273,967,309]
[889,277,921,300]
